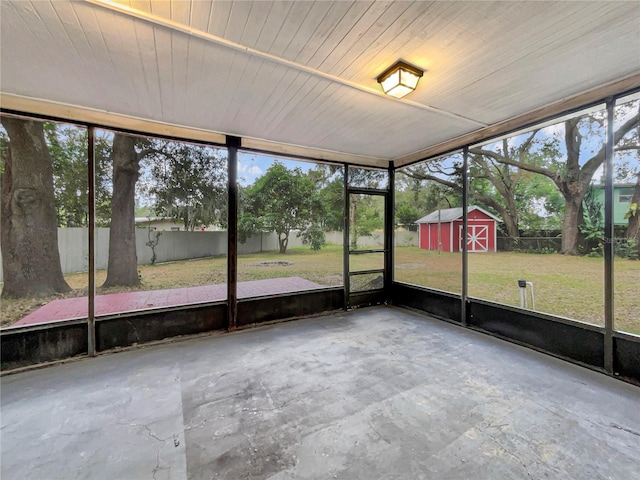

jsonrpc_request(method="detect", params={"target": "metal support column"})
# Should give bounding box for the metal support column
[385,162,395,303]
[604,98,615,374]
[227,136,240,331]
[343,165,350,310]
[461,147,469,326]
[87,126,96,355]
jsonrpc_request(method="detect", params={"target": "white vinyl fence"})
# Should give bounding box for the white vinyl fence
[0,228,417,281]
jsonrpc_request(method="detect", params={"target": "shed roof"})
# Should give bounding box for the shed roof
[416,206,502,224]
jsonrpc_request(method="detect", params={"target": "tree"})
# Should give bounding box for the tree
[44,123,89,227]
[239,162,324,254]
[495,111,639,254]
[468,134,564,247]
[147,144,227,231]
[0,117,71,298]
[406,135,564,248]
[41,124,113,228]
[346,167,386,248]
[404,108,639,255]
[104,136,227,287]
[102,133,144,288]
[395,203,421,230]
[624,173,640,256]
[306,165,344,232]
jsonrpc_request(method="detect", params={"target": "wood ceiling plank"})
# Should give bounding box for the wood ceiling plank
[278,83,342,143]
[170,31,191,121]
[265,1,315,58]
[251,1,293,51]
[226,58,274,130]
[333,1,436,79]
[246,67,304,130]
[129,1,151,14]
[229,59,282,132]
[128,18,163,118]
[216,53,258,128]
[260,72,319,135]
[28,1,90,91]
[290,1,356,66]
[188,0,213,32]
[304,1,375,70]
[220,0,253,42]
[150,0,170,19]
[278,1,340,61]
[208,0,233,38]
[183,37,210,125]
[237,0,274,48]
[264,76,327,137]
[269,79,337,140]
[150,25,176,117]
[316,1,406,74]
[194,47,238,126]
[169,0,191,26]
[0,3,69,99]
[429,5,640,124]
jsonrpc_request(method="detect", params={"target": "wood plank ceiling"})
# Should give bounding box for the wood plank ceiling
[1,1,639,167]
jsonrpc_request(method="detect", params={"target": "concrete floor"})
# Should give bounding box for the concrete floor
[1,307,639,480]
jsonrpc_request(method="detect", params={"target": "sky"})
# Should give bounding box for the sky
[237,152,315,187]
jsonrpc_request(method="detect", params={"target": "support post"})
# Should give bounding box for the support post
[343,165,349,310]
[87,126,96,355]
[227,136,240,331]
[604,98,615,374]
[385,162,395,303]
[461,147,469,326]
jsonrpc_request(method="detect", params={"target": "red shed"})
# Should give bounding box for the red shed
[416,206,501,253]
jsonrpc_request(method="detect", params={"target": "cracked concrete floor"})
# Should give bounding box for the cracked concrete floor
[2,306,640,479]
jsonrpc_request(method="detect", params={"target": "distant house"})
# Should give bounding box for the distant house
[135,217,222,231]
[135,217,185,231]
[416,206,501,253]
[591,184,636,226]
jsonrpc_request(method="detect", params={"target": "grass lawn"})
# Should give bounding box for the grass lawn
[1,245,638,335]
[395,247,640,334]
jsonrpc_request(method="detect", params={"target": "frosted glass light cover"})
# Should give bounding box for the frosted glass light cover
[378,62,422,99]
[380,71,401,95]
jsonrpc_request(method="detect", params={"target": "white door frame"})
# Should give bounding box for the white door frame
[460,224,489,252]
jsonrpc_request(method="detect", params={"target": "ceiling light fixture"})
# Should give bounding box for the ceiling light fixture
[377,60,424,99]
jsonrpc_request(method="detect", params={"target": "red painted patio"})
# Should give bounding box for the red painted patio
[13,277,327,327]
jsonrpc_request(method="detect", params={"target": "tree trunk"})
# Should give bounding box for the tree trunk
[349,195,358,249]
[501,211,519,251]
[278,232,289,254]
[0,118,71,298]
[626,174,640,252]
[561,198,582,255]
[102,134,141,288]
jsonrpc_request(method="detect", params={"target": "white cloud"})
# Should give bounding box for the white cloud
[237,160,265,186]
[237,161,263,175]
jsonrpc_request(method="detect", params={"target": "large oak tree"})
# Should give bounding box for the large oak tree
[495,112,639,254]
[0,117,71,298]
[102,133,143,288]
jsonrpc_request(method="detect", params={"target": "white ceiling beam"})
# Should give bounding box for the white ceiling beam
[0,93,388,166]
[0,93,227,145]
